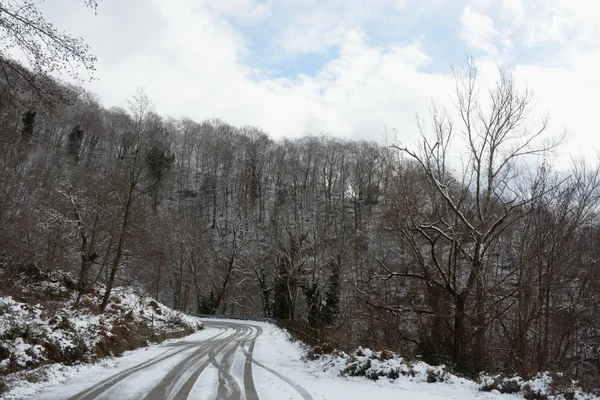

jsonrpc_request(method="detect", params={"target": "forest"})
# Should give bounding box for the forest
[1,0,600,387]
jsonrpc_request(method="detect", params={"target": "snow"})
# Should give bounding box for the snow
[248,320,521,400]
[187,364,218,399]
[204,318,598,400]
[0,270,203,397]
[2,317,598,400]
[0,291,201,374]
[4,328,217,399]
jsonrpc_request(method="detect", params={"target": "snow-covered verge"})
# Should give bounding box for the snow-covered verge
[478,371,597,400]
[305,343,598,400]
[0,264,202,396]
[243,321,518,400]
[2,328,216,400]
[0,318,585,400]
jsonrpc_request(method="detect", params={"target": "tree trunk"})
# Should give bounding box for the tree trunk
[453,294,466,368]
[214,248,236,313]
[473,271,486,371]
[100,187,133,312]
[74,255,95,306]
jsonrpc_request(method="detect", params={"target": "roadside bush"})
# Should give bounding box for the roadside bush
[306,342,337,360]
[0,377,8,395]
[312,345,449,383]
[479,371,581,400]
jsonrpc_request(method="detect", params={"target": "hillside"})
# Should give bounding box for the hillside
[0,262,203,395]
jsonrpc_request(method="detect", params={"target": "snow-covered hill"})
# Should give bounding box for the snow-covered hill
[0,263,202,395]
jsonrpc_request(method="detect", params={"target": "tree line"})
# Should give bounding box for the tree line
[1,2,600,383]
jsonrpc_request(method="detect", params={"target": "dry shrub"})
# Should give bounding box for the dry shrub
[427,369,437,383]
[57,316,73,331]
[548,372,575,400]
[77,298,99,313]
[62,275,77,291]
[522,383,547,400]
[41,336,89,365]
[343,355,373,378]
[306,342,337,360]
[0,377,8,395]
[107,303,125,314]
[480,374,522,394]
[379,349,395,360]
[480,371,578,400]
[149,300,162,315]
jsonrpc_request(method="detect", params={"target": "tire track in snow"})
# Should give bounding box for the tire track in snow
[210,325,254,400]
[167,327,247,400]
[241,325,261,400]
[145,322,254,400]
[65,320,314,400]
[154,325,251,400]
[240,324,313,400]
[67,328,228,400]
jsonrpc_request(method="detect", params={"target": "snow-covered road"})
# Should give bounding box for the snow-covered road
[66,320,300,400]
[27,319,312,400]
[21,319,518,400]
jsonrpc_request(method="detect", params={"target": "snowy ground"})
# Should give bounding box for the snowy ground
[2,318,536,400]
[3,328,217,399]
[0,287,201,367]
[248,320,522,400]
[0,267,203,397]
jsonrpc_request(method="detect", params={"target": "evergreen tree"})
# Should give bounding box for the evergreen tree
[199,291,216,314]
[300,280,320,328]
[321,258,340,325]
[146,143,175,211]
[21,110,36,140]
[67,125,84,160]
[273,258,293,320]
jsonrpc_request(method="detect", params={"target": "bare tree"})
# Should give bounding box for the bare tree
[0,0,97,104]
[383,58,563,370]
[100,89,154,312]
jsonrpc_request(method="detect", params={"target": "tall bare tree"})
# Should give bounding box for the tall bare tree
[379,58,563,370]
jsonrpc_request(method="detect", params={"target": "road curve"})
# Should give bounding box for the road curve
[64,320,313,400]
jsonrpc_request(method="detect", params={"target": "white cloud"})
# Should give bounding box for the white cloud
[272,0,417,57]
[501,0,525,21]
[278,23,350,55]
[458,0,600,164]
[472,0,600,49]
[35,0,456,146]
[30,0,600,166]
[460,5,499,55]
[515,56,600,166]
[395,0,409,9]
[205,0,272,24]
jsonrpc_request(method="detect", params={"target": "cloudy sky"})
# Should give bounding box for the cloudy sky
[39,0,600,160]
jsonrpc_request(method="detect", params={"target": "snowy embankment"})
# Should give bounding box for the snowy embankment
[251,320,597,400]
[250,323,518,400]
[302,343,598,400]
[0,264,202,396]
